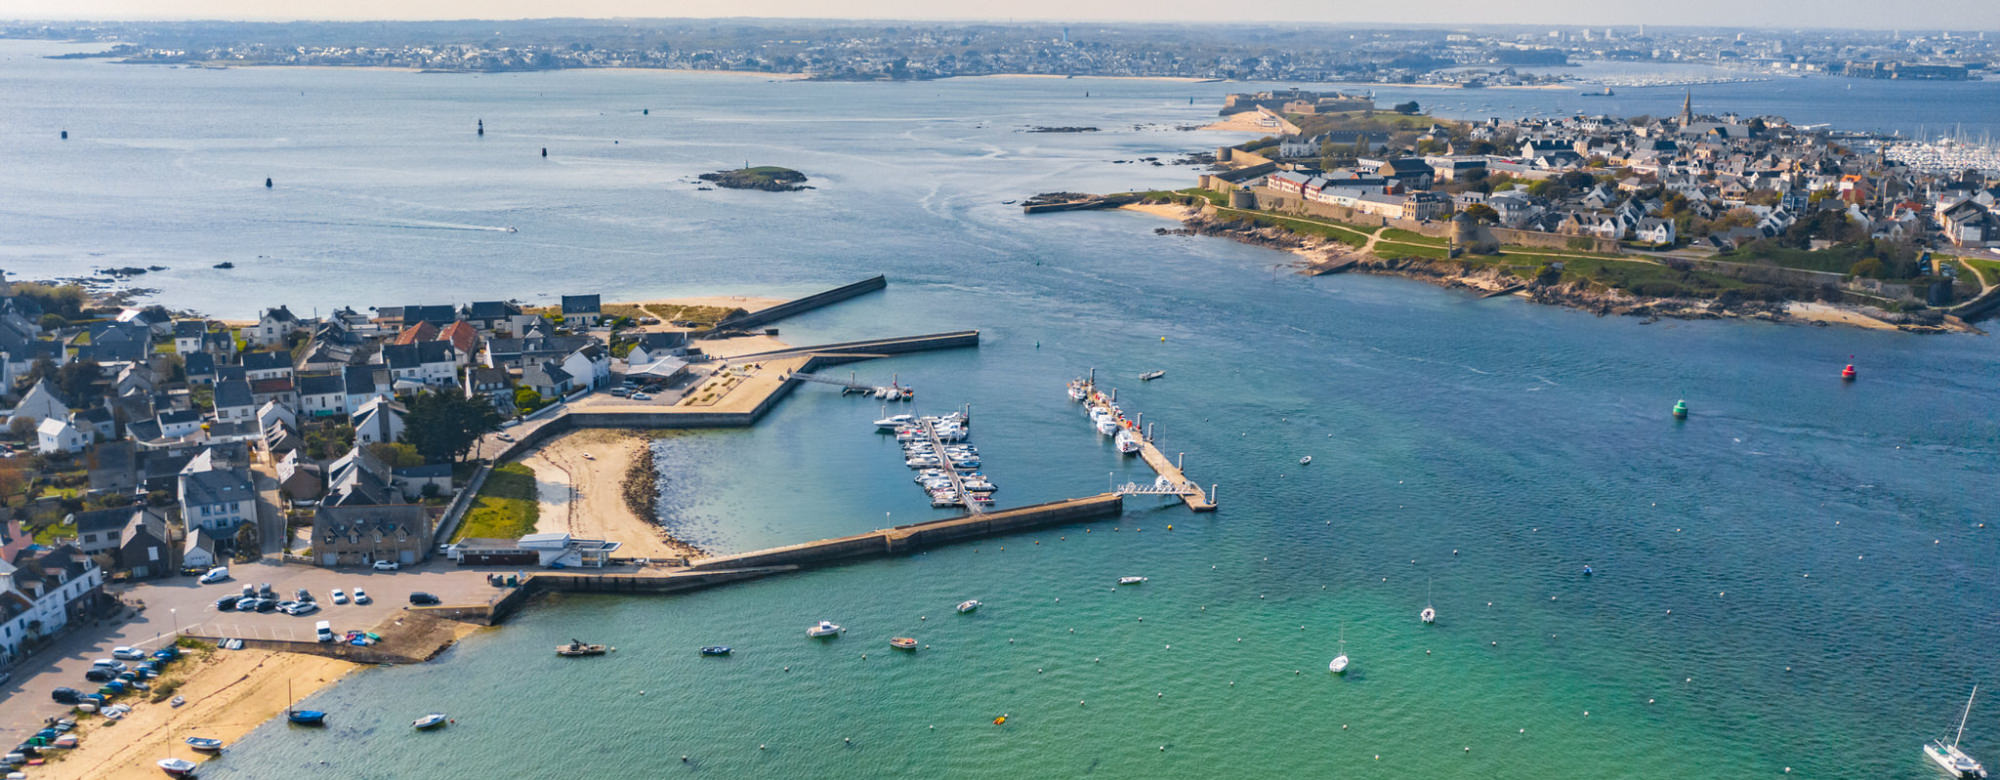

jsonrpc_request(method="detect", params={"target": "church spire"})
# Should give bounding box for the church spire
[1678,88,1693,127]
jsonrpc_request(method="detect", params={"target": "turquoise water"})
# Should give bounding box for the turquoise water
[5,40,2000,778]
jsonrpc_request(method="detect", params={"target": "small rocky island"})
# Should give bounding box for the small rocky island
[698,166,811,192]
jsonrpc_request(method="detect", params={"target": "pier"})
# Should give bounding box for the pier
[709,275,887,333]
[911,413,984,513]
[1075,372,1216,512]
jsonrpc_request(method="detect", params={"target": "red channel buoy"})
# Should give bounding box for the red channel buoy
[1841,363,1856,381]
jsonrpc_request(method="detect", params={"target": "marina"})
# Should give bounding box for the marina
[1069,371,1217,512]
[884,408,991,512]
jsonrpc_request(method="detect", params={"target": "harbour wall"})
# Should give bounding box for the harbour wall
[690,493,1125,571]
[714,275,887,332]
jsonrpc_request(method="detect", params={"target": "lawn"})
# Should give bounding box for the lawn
[1956,256,2000,287]
[452,462,539,542]
[1209,206,1372,248]
[1378,228,1446,247]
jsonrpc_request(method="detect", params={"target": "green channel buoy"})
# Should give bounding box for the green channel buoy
[1672,400,1688,420]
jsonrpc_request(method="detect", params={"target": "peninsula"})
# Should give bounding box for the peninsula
[1057,93,2000,333]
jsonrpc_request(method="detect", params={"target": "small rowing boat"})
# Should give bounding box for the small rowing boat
[556,639,608,657]
[184,737,223,752]
[890,637,919,651]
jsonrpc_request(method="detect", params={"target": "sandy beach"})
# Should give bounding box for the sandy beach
[1120,202,1203,221]
[1199,111,1290,134]
[39,647,357,780]
[956,73,1211,83]
[520,429,701,560]
[1785,301,1902,330]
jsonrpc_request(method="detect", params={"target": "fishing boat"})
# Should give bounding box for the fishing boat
[808,620,845,638]
[1329,626,1350,675]
[1140,370,1165,381]
[1118,576,1148,585]
[556,639,608,657]
[1421,579,1437,624]
[286,680,326,726]
[183,738,223,752]
[890,637,919,651]
[1115,429,1142,455]
[700,646,732,656]
[157,758,198,777]
[413,713,449,731]
[1925,686,1989,778]
[957,600,982,614]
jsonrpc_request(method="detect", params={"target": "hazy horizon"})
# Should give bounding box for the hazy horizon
[3,1,1997,32]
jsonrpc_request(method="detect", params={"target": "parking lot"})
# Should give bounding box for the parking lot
[0,557,495,742]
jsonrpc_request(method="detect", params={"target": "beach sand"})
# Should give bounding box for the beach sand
[1198,112,1288,134]
[1120,202,1202,221]
[40,647,358,780]
[1786,301,1901,331]
[520,429,701,561]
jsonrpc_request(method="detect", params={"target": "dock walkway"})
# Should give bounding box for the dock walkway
[1076,375,1216,512]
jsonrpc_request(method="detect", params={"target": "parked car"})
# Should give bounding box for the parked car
[609,387,630,397]
[631,392,652,401]
[197,566,230,584]
[253,599,279,613]
[295,588,315,603]
[285,601,320,617]
[216,595,241,611]
[352,588,371,605]
[373,560,399,571]
[50,687,82,704]
[83,669,116,683]
[409,592,441,606]
[499,419,521,428]
[496,432,516,442]
[91,659,126,672]
[315,620,334,643]
[330,589,348,605]
[111,646,146,660]
[256,583,275,598]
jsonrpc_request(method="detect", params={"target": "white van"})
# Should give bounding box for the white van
[315,620,334,643]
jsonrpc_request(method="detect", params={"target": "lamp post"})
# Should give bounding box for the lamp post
[170,608,178,637]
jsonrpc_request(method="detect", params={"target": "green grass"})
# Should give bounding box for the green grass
[452,462,539,542]
[1956,257,2000,287]
[1378,228,1446,247]
[1374,243,1450,260]
[33,521,73,545]
[1209,206,1371,248]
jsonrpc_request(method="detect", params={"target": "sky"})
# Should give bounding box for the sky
[2,0,1996,31]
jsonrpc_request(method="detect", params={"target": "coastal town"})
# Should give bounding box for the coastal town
[5,20,1995,83]
[1104,89,2000,330]
[0,276,1003,776]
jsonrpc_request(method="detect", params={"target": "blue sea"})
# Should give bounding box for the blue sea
[4,39,2000,779]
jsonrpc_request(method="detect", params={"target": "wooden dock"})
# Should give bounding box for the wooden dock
[1075,375,1216,512]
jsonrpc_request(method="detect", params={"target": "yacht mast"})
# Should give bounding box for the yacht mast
[1956,685,1978,748]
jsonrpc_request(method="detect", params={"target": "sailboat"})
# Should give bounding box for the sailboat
[1420,579,1437,624]
[1329,625,1350,675]
[1925,685,1989,778]
[286,680,326,726]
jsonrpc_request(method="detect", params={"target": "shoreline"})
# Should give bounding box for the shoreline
[518,428,705,561]
[1121,204,1959,333]
[39,645,359,780]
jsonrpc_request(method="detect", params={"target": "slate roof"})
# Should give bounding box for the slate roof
[181,467,253,507]
[298,373,346,397]
[560,294,601,315]
[213,379,254,409]
[240,351,293,372]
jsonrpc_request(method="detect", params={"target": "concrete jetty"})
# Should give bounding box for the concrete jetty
[712,275,887,333]
[690,493,1124,571]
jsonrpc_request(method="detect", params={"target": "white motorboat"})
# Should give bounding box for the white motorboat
[1299,455,1312,465]
[1115,429,1142,454]
[1421,578,1437,624]
[413,712,449,730]
[1330,625,1350,675]
[875,414,915,431]
[1068,380,1088,401]
[1095,417,1120,436]
[1926,686,1989,778]
[1118,576,1148,585]
[957,600,982,614]
[962,479,997,492]
[807,621,845,638]
[1140,370,1165,381]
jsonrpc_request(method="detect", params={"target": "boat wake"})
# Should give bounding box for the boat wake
[280,218,518,234]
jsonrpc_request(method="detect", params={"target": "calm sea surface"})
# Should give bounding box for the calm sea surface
[5,40,2000,779]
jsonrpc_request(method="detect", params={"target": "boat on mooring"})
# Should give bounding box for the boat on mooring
[1118,576,1148,585]
[700,646,732,656]
[286,680,326,726]
[1926,686,1989,778]
[1421,579,1437,624]
[1299,455,1312,466]
[957,600,982,614]
[413,713,449,731]
[808,620,845,638]
[1140,370,1165,381]
[890,637,919,651]
[1330,626,1350,675]
[556,639,608,657]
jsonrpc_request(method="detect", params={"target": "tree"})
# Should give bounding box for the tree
[365,442,424,469]
[1460,203,1499,224]
[1392,100,1420,115]
[513,387,543,414]
[400,391,502,463]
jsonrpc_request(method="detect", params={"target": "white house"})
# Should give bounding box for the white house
[352,396,407,446]
[0,546,103,667]
[177,452,257,534]
[36,415,91,455]
[248,306,303,347]
[7,378,68,428]
[560,344,612,390]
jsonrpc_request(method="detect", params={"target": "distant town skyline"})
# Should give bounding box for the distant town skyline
[5,1,1998,32]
